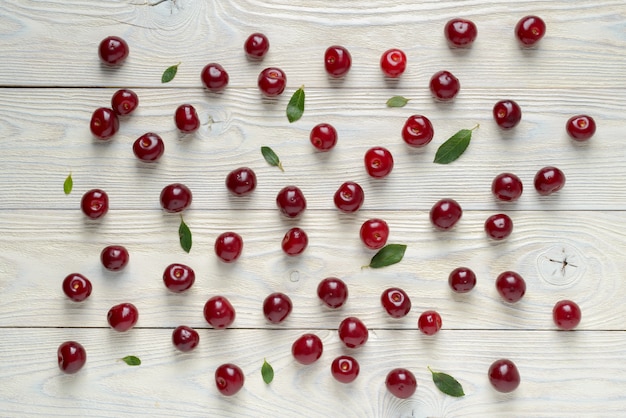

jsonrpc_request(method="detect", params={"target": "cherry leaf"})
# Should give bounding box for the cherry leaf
[428,367,465,397]
[386,96,410,108]
[179,215,192,253]
[434,124,479,164]
[261,146,284,171]
[63,173,73,195]
[161,62,181,83]
[121,355,141,366]
[286,86,305,123]
[366,244,407,268]
[261,359,274,384]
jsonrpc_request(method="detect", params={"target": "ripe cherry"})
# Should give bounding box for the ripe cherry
[402,115,434,147]
[484,213,514,240]
[57,341,87,374]
[62,273,93,302]
[281,227,308,256]
[553,299,582,330]
[81,189,109,219]
[310,123,338,151]
[488,359,521,393]
[215,363,245,396]
[160,183,192,213]
[566,115,596,141]
[107,302,139,332]
[258,67,286,97]
[534,166,566,195]
[331,355,360,383]
[429,70,460,101]
[203,296,236,329]
[495,271,526,303]
[100,245,130,271]
[214,231,244,263]
[418,310,442,335]
[324,45,352,78]
[174,104,200,133]
[448,267,476,293]
[429,198,462,230]
[98,36,129,66]
[226,167,257,196]
[385,368,417,399]
[380,48,407,78]
[359,218,389,250]
[133,132,165,162]
[364,146,394,178]
[515,15,546,47]
[276,185,307,218]
[172,325,200,352]
[162,263,195,293]
[493,100,522,129]
[338,316,368,348]
[244,32,270,59]
[292,333,323,365]
[444,18,478,48]
[317,277,348,309]
[111,89,139,116]
[90,107,119,140]
[263,292,293,323]
[381,287,411,318]
[334,181,365,213]
[492,172,523,202]
[201,63,229,92]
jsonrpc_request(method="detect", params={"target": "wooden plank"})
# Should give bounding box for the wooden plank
[0,209,621,330]
[1,328,625,417]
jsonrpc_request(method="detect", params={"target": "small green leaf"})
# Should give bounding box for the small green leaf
[386,96,410,108]
[433,124,479,164]
[428,367,465,397]
[286,86,305,123]
[261,359,274,384]
[161,62,181,83]
[366,244,407,268]
[179,215,192,253]
[63,173,73,195]
[121,355,141,366]
[261,146,284,171]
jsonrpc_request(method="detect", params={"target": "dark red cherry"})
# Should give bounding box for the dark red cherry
[81,189,109,219]
[381,287,411,318]
[57,341,87,374]
[172,325,200,352]
[98,36,129,66]
[201,63,229,92]
[225,167,257,196]
[133,132,165,162]
[90,107,119,140]
[333,181,364,213]
[488,359,521,392]
[324,45,352,78]
[258,67,286,97]
[331,355,360,383]
[174,104,200,133]
[159,183,192,213]
[244,33,270,59]
[163,263,195,293]
[515,15,546,47]
[281,227,308,256]
[215,363,245,396]
[262,292,293,323]
[386,368,417,399]
[402,115,434,147]
[444,18,478,48]
[203,296,236,329]
[100,245,130,271]
[276,186,307,218]
[291,333,323,365]
[317,277,348,309]
[62,273,93,302]
[107,302,139,332]
[214,232,244,263]
[111,89,138,116]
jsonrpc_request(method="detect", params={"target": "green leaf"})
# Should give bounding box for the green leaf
[179,215,192,253]
[286,86,305,123]
[261,359,274,384]
[121,355,141,366]
[366,244,407,268]
[261,146,284,171]
[428,367,465,397]
[161,62,181,83]
[433,124,479,164]
[386,96,410,108]
[63,173,73,195]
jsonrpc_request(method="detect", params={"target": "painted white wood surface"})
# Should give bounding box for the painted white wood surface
[1,0,625,416]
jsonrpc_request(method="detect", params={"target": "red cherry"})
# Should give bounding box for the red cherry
[263,292,293,323]
[174,104,200,133]
[98,36,129,66]
[429,198,462,230]
[90,107,119,140]
[214,231,244,263]
[215,363,245,396]
[201,63,229,92]
[57,341,87,374]
[488,359,521,392]
[495,271,526,303]
[331,355,360,383]
[281,227,308,256]
[448,267,476,293]
[310,123,338,151]
[493,100,522,129]
[553,299,582,330]
[107,302,139,332]
[62,273,92,302]
[81,189,109,219]
[418,310,442,335]
[159,183,192,213]
[359,218,389,250]
[258,67,286,97]
[380,48,407,78]
[172,325,200,352]
[484,213,514,240]
[402,115,434,147]
[381,287,411,318]
[203,296,236,329]
[317,277,348,309]
[515,15,546,47]
[338,316,368,349]
[429,70,460,101]
[162,263,195,293]
[244,32,270,59]
[385,368,417,399]
[333,181,365,213]
[225,167,257,196]
[276,186,307,218]
[111,89,138,116]
[444,18,478,48]
[566,115,596,141]
[133,132,165,162]
[291,333,323,365]
[491,172,523,202]
[534,166,566,195]
[364,146,394,178]
[100,245,130,271]
[324,45,352,78]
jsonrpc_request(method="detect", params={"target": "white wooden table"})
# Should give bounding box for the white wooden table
[1,1,625,416]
